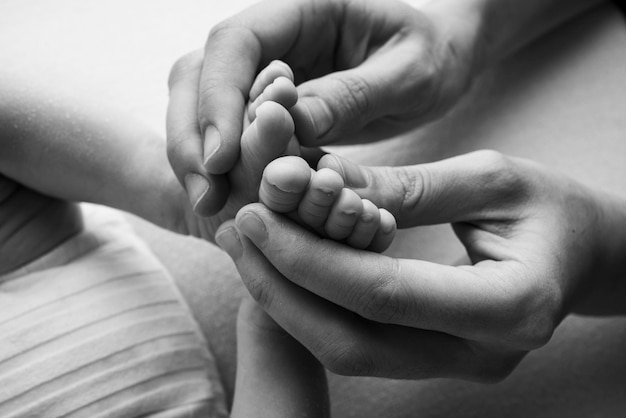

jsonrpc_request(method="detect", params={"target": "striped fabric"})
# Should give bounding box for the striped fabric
[0,206,227,418]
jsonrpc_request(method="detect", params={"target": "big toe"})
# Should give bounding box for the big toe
[259,156,312,213]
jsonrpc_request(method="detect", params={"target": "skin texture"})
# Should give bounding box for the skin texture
[167,0,604,216]
[167,0,483,215]
[0,65,326,414]
[217,150,626,381]
[231,297,330,418]
[259,155,397,251]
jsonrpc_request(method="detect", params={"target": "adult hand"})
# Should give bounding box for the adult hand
[215,150,626,380]
[161,66,299,238]
[167,0,484,214]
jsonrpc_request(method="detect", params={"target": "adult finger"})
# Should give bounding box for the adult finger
[318,150,531,227]
[199,0,306,174]
[290,0,447,146]
[291,59,424,146]
[167,50,228,215]
[216,221,524,380]
[232,203,553,350]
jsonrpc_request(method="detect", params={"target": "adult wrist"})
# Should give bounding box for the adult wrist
[572,189,626,316]
[420,0,490,77]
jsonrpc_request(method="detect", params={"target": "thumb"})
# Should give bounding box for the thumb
[318,150,528,227]
[292,60,422,146]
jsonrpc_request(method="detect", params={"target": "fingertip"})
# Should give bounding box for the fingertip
[203,127,241,175]
[215,220,243,260]
[292,97,334,146]
[191,173,229,216]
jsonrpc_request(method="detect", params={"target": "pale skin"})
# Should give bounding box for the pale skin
[167,0,606,216]
[0,60,309,413]
[169,0,618,384]
[243,60,397,252]
[0,58,385,416]
[231,62,401,417]
[219,150,626,381]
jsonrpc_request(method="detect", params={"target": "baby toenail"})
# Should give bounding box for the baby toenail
[316,186,335,196]
[360,213,375,223]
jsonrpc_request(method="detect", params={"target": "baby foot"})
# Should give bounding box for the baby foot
[243,60,396,252]
[259,156,396,252]
[232,61,300,201]
[247,60,297,123]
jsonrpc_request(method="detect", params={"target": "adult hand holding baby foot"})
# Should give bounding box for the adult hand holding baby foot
[162,59,301,240]
[219,150,626,380]
[168,0,602,216]
[167,0,486,215]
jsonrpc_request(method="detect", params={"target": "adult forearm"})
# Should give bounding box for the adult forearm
[478,0,607,66]
[573,190,626,316]
[420,0,607,73]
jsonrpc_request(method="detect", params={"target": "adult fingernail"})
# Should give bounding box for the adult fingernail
[238,211,268,248]
[184,173,210,211]
[215,226,243,260]
[203,125,222,164]
[325,154,367,188]
[301,97,333,138]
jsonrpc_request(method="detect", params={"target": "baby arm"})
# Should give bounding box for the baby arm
[0,73,180,228]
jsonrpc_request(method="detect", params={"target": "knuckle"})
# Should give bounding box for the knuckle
[197,82,246,128]
[396,166,427,222]
[474,150,510,176]
[206,20,262,67]
[404,53,445,118]
[494,273,560,350]
[331,74,374,122]
[207,20,233,39]
[355,260,405,323]
[207,19,246,43]
[168,51,202,89]
[472,150,529,201]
